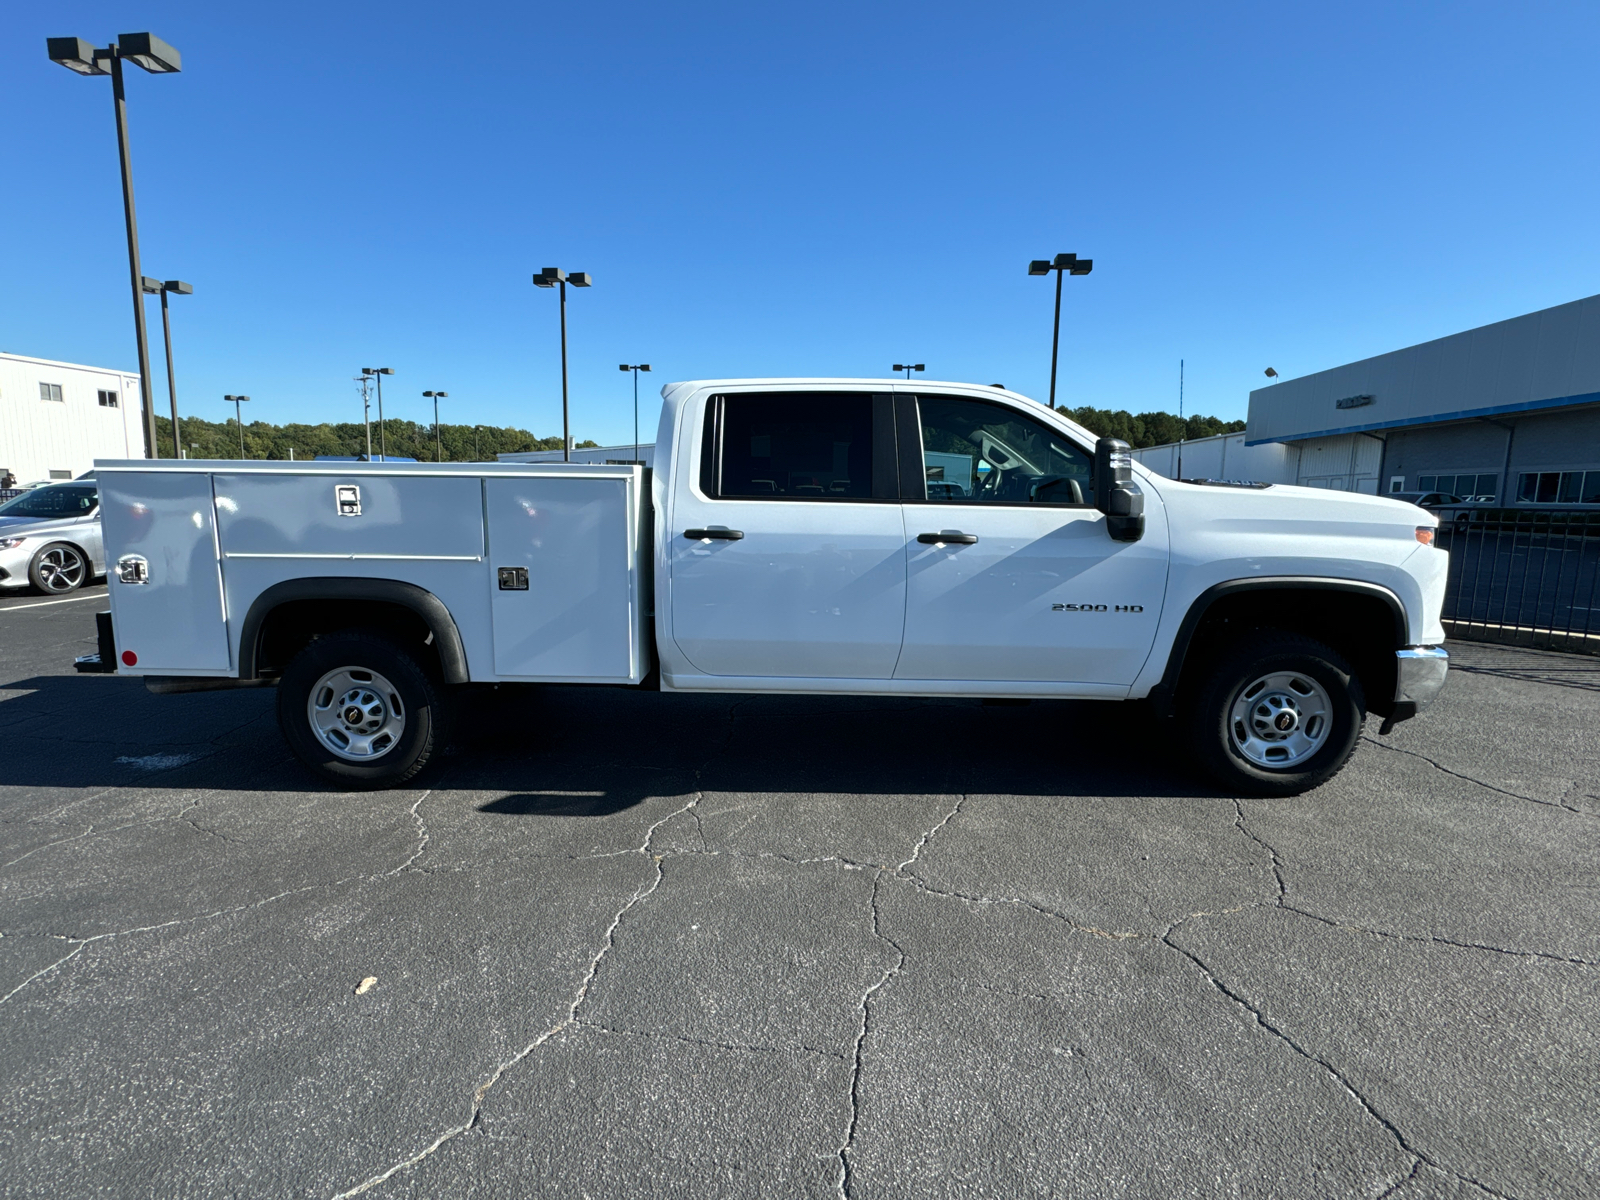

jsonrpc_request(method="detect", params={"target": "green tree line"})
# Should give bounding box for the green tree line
[1055,406,1245,448]
[152,415,599,462]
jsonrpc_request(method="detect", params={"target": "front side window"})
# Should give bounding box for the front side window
[0,485,98,518]
[39,382,63,403]
[711,393,874,500]
[915,395,1094,506]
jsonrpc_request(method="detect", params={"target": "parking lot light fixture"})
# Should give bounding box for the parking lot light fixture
[424,391,449,462]
[142,278,193,457]
[619,364,651,464]
[362,368,395,460]
[1028,252,1093,408]
[223,395,250,458]
[535,268,592,461]
[893,363,925,380]
[47,31,183,458]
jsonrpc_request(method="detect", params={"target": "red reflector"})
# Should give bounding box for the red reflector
[121,650,137,666]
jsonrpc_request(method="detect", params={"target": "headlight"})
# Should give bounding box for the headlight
[0,537,25,550]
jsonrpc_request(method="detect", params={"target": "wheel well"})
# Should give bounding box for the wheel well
[1171,586,1402,717]
[253,600,443,681]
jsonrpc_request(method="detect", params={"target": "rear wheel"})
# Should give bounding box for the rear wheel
[29,542,87,594]
[1185,631,1365,797]
[277,632,447,789]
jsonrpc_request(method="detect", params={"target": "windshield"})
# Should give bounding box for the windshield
[0,485,99,518]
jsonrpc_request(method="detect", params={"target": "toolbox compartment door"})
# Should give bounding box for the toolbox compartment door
[485,476,640,681]
[100,471,231,674]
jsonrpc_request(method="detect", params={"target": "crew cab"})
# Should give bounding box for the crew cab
[78,379,1450,796]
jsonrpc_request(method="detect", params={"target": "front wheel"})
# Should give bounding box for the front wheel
[29,542,88,594]
[277,632,448,789]
[1185,631,1365,797]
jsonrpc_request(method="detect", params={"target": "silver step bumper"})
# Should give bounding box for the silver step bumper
[1395,645,1450,711]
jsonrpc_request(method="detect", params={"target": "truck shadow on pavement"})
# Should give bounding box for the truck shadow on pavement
[0,674,1206,804]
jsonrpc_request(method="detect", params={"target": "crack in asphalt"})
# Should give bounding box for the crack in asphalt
[1361,736,1593,818]
[0,787,436,1005]
[325,705,747,1198]
[0,941,85,1007]
[837,871,905,1200]
[327,795,692,1199]
[1160,929,1515,1200]
[1279,901,1599,967]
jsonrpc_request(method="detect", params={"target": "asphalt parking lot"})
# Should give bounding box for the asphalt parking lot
[1,585,1596,1199]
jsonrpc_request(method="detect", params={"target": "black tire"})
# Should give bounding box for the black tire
[277,632,448,789]
[1184,631,1365,797]
[28,541,88,594]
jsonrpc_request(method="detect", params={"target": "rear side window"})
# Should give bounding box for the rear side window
[710,393,875,500]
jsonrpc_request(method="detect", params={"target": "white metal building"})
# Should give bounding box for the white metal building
[1134,292,1600,502]
[0,352,146,484]
[1131,431,1297,485]
[499,442,656,468]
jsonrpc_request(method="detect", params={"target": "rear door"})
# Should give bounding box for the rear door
[895,394,1168,688]
[669,391,907,678]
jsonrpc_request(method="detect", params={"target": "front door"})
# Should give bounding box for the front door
[895,394,1168,688]
[669,391,907,679]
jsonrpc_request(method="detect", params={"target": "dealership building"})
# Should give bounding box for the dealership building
[0,352,146,485]
[1139,293,1600,505]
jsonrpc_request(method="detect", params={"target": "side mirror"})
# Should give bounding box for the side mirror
[1094,437,1145,543]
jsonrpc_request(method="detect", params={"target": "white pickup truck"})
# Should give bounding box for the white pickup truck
[79,378,1449,796]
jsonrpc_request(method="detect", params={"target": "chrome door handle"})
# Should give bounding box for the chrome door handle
[917,532,978,545]
[684,528,745,540]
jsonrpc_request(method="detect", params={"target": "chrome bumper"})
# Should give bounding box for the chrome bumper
[1394,646,1449,711]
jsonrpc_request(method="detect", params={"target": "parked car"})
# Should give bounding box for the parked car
[1389,491,1465,509]
[84,378,1450,797]
[0,483,104,593]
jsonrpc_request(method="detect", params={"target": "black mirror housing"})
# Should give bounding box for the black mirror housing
[1094,437,1145,542]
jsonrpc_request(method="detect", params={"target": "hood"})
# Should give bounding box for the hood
[1142,474,1440,533]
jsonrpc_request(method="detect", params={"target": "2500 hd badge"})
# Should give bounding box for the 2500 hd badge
[1052,603,1145,612]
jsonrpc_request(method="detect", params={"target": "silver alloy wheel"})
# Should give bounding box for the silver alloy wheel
[1228,670,1333,769]
[307,666,406,762]
[35,546,86,592]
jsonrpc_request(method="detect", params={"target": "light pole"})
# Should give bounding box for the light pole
[534,268,592,462]
[224,395,250,458]
[362,367,394,460]
[424,391,448,462]
[1027,252,1093,408]
[893,363,924,380]
[142,277,192,457]
[48,33,183,459]
[353,374,375,460]
[474,425,482,461]
[617,365,651,464]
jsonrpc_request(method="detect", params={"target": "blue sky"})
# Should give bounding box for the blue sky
[5,2,1598,445]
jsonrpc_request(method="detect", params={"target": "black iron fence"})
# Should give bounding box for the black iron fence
[1434,506,1600,655]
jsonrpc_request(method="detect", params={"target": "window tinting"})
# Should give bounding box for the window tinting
[0,485,98,518]
[716,393,873,500]
[916,395,1093,506]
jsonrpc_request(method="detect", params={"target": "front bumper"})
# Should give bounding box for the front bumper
[1380,645,1449,733]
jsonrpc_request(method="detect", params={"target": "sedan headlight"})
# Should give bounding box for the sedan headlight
[0,537,26,550]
